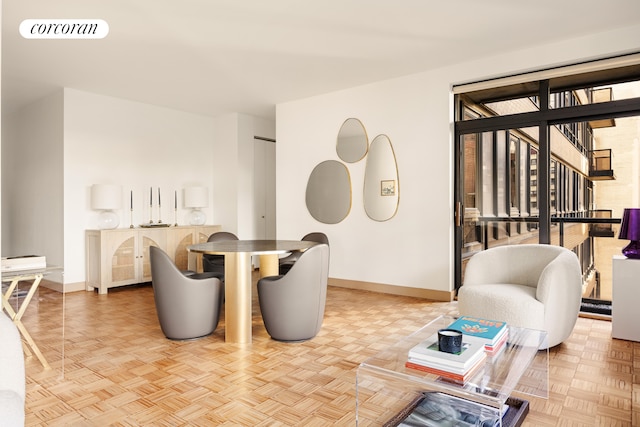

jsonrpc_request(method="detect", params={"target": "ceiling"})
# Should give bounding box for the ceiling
[3,0,640,119]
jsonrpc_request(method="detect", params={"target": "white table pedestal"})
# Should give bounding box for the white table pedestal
[612,255,640,342]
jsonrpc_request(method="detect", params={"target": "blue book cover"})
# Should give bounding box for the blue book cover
[447,316,507,344]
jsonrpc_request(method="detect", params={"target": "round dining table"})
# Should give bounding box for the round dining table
[187,240,318,343]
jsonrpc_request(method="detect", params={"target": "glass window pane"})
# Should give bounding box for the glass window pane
[530,147,539,216]
[496,131,507,217]
[520,140,528,217]
[463,134,477,209]
[550,160,557,215]
[481,132,494,216]
[509,136,519,216]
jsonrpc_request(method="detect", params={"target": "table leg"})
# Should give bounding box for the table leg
[188,252,203,273]
[224,252,253,343]
[1,274,51,369]
[258,254,279,278]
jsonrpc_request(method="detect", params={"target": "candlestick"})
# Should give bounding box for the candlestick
[174,190,178,226]
[149,186,153,224]
[129,190,134,228]
[158,187,163,223]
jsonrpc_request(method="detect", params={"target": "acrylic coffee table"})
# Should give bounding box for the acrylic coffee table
[356,315,548,426]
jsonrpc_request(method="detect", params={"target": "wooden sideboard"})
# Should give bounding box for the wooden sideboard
[85,225,221,294]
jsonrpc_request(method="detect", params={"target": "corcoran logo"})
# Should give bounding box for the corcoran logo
[20,19,109,39]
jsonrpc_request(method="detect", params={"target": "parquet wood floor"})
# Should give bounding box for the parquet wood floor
[14,277,640,426]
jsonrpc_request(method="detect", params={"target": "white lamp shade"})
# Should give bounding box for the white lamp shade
[184,186,208,208]
[91,184,122,210]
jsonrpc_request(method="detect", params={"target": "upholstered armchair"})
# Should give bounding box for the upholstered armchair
[150,246,223,340]
[457,244,582,349]
[279,232,329,275]
[258,243,330,342]
[202,231,238,280]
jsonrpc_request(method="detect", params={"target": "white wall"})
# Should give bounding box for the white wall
[63,89,216,285]
[277,73,453,292]
[1,91,65,284]
[211,113,275,238]
[212,113,240,233]
[276,24,640,294]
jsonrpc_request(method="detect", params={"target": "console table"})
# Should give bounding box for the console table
[85,225,221,294]
[356,315,548,426]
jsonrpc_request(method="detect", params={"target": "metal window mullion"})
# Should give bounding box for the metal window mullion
[456,96,640,134]
[492,131,499,241]
[538,80,551,244]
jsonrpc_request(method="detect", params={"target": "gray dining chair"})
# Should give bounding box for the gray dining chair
[202,231,239,279]
[279,232,329,275]
[150,246,223,340]
[258,243,329,342]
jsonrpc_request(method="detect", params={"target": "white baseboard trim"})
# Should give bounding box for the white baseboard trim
[328,278,454,302]
[42,278,453,300]
[40,280,86,293]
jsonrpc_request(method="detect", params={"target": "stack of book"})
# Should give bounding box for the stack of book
[405,333,486,383]
[446,316,509,355]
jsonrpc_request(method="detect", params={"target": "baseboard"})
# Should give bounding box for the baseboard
[42,277,454,299]
[40,279,85,293]
[328,278,454,302]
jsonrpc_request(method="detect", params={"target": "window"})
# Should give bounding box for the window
[454,54,640,314]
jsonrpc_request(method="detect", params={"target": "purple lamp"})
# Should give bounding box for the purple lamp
[618,208,640,259]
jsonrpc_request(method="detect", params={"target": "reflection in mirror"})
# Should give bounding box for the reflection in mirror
[306,160,352,224]
[336,118,368,163]
[364,134,399,221]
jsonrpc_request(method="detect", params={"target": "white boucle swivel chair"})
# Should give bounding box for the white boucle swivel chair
[457,244,582,349]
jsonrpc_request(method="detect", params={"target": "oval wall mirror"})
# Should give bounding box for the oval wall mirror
[336,118,368,163]
[306,160,352,224]
[363,134,399,221]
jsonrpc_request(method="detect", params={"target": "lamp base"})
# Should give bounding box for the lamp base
[622,240,640,259]
[187,209,206,226]
[98,210,119,229]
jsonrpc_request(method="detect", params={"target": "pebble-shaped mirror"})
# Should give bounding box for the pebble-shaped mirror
[306,160,352,224]
[363,134,399,221]
[336,118,368,163]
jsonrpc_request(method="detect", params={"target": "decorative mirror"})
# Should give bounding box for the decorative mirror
[336,118,368,163]
[306,160,352,224]
[363,134,399,221]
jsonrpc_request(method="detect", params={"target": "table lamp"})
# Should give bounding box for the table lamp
[91,184,122,229]
[184,186,208,225]
[618,208,640,259]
